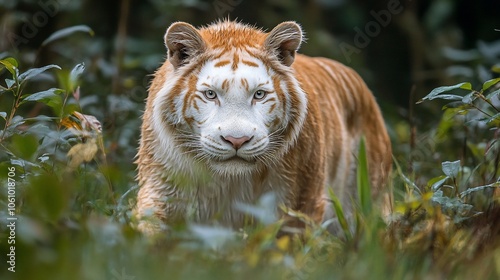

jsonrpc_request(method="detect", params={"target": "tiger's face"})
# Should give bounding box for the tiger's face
[152,21,307,176]
[187,54,284,173]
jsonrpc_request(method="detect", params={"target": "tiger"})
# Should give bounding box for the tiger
[134,20,392,235]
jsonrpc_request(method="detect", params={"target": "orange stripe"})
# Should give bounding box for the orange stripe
[232,53,240,71]
[272,76,287,114]
[268,103,276,114]
[221,79,230,92]
[196,118,207,125]
[241,78,249,91]
[165,76,186,117]
[182,75,199,128]
[262,97,276,104]
[242,60,259,67]
[193,101,199,112]
[265,117,281,128]
[214,60,230,67]
[192,94,207,104]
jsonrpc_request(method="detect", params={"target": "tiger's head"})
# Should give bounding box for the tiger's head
[152,21,307,176]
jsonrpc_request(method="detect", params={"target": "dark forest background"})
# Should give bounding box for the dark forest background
[3,0,499,104]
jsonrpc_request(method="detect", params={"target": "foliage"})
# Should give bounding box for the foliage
[417,75,500,196]
[387,65,500,279]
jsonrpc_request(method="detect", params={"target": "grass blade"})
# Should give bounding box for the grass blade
[327,188,352,240]
[42,25,94,47]
[357,137,372,216]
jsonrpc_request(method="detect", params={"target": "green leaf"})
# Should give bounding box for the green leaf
[431,190,473,223]
[461,92,476,104]
[492,64,500,73]
[5,78,15,88]
[5,116,25,136]
[328,188,351,241]
[22,88,64,103]
[442,101,474,110]
[10,134,39,160]
[0,57,18,76]
[10,158,40,168]
[189,225,235,250]
[234,192,277,225]
[60,103,79,117]
[26,173,68,222]
[2,57,18,68]
[427,175,449,191]
[486,113,500,126]
[433,94,464,101]
[442,160,461,178]
[18,64,61,83]
[38,154,50,163]
[357,137,372,216]
[393,155,421,195]
[41,25,94,47]
[482,77,500,91]
[418,82,472,103]
[460,183,499,198]
[69,63,85,91]
[25,115,56,122]
[486,88,500,100]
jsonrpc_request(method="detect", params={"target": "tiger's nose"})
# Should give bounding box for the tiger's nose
[221,135,253,150]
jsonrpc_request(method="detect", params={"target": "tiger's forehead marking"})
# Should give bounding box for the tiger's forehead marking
[213,57,259,69]
[200,49,270,94]
[214,60,230,68]
[242,60,259,67]
[231,53,240,71]
[224,51,260,72]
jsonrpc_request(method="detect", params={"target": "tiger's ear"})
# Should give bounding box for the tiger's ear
[165,22,206,69]
[264,22,303,67]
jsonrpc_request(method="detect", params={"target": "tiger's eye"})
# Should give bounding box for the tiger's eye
[204,90,217,100]
[254,90,266,100]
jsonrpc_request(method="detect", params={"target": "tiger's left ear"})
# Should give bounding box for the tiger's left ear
[264,22,303,67]
[165,22,207,69]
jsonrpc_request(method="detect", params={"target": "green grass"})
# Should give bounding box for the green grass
[1,132,499,280]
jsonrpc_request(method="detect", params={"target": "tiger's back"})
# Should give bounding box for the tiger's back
[291,54,392,225]
[135,20,392,234]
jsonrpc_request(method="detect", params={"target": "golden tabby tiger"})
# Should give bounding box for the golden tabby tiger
[135,20,392,234]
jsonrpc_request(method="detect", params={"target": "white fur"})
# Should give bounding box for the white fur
[147,50,306,225]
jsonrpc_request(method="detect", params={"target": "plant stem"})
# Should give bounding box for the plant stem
[50,90,71,171]
[0,83,22,143]
[470,103,493,118]
[453,177,459,197]
[476,92,500,113]
[59,90,71,121]
[112,0,131,94]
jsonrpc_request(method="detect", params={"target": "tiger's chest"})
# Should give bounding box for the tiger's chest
[175,165,290,227]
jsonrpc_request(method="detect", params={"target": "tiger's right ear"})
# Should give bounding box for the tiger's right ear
[264,22,303,67]
[165,22,206,69]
